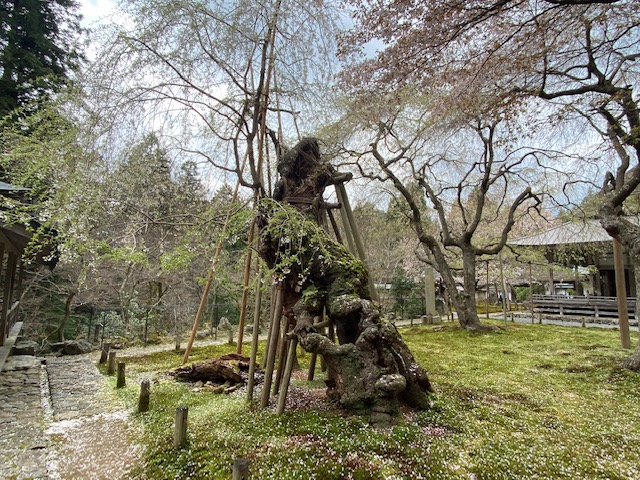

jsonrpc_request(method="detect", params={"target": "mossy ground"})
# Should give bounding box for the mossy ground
[107,322,640,479]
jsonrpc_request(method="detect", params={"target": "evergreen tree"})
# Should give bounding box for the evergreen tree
[0,0,83,116]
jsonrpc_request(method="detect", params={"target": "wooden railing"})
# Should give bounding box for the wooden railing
[531,294,636,318]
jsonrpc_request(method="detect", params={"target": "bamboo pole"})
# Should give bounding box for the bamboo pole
[260,283,284,408]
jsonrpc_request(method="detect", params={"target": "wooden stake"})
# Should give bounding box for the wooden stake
[116,362,126,388]
[232,458,249,480]
[99,342,111,364]
[260,284,284,408]
[174,406,188,448]
[107,351,117,375]
[138,380,150,413]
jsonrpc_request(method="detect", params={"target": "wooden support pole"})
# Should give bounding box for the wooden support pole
[334,184,357,254]
[232,458,249,480]
[307,351,318,381]
[236,220,257,355]
[107,351,117,375]
[335,182,379,302]
[262,284,277,369]
[276,336,298,415]
[174,406,188,448]
[99,342,111,364]
[138,380,151,413]
[613,238,631,349]
[273,322,289,396]
[260,284,284,408]
[116,362,126,388]
[247,267,263,402]
[307,315,321,381]
[182,152,250,365]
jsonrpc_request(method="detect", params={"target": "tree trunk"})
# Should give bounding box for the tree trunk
[599,213,640,370]
[57,291,76,342]
[258,138,434,425]
[453,248,489,331]
[622,242,640,371]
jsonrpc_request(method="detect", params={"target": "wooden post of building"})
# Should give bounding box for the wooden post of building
[138,380,150,413]
[499,253,508,322]
[529,262,534,324]
[116,362,126,388]
[613,238,631,349]
[99,342,111,364]
[486,260,490,319]
[107,351,117,375]
[174,406,188,448]
[232,458,249,480]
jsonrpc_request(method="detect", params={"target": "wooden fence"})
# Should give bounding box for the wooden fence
[531,294,636,318]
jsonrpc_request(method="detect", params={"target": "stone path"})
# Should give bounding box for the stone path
[0,356,48,480]
[0,354,141,480]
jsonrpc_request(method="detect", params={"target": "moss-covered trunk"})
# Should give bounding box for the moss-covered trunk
[258,138,434,425]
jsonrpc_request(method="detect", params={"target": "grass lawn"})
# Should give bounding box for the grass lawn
[108,321,640,479]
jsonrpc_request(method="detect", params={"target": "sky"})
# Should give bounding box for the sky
[79,0,115,27]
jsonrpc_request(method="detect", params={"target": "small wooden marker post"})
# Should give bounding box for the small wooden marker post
[174,406,188,448]
[138,380,150,413]
[116,362,126,388]
[232,458,249,480]
[107,351,117,375]
[99,342,111,364]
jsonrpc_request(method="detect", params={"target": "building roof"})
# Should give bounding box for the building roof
[510,219,612,246]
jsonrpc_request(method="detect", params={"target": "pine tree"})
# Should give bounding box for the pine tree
[0,0,84,116]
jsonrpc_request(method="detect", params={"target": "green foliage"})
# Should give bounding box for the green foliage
[111,323,640,479]
[390,273,424,320]
[515,284,545,302]
[260,200,365,285]
[0,0,84,117]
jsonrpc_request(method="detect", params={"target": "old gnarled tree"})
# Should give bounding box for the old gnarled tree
[258,138,433,426]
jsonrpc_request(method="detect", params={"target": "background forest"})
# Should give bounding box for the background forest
[1,0,639,366]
